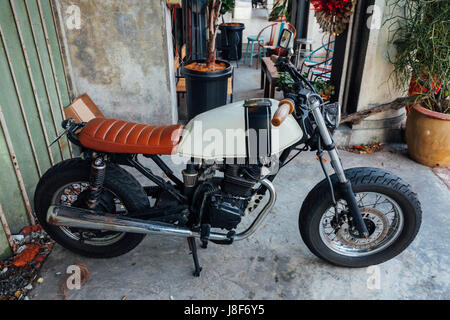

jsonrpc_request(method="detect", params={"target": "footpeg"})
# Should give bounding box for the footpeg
[210,230,235,245]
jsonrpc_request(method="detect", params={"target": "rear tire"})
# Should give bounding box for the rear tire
[34,158,150,258]
[299,167,422,267]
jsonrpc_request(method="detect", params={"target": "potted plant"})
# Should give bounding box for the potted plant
[310,0,356,35]
[182,0,234,120]
[218,1,245,61]
[386,0,449,167]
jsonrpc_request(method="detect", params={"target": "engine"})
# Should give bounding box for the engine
[193,164,261,230]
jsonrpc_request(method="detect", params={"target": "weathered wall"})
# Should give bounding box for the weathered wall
[356,0,404,112]
[306,7,329,57]
[349,0,405,145]
[335,0,406,146]
[55,0,177,125]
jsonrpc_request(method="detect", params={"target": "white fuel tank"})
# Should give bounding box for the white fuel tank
[177,99,303,160]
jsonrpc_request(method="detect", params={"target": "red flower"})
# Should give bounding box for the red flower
[311,0,352,13]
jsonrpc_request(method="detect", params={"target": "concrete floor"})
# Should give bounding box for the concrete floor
[31,64,449,300]
[30,146,449,300]
[226,0,271,46]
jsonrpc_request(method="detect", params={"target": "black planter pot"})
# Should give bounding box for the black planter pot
[181,60,233,120]
[218,23,245,61]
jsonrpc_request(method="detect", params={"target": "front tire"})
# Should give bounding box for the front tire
[299,167,422,267]
[34,158,150,258]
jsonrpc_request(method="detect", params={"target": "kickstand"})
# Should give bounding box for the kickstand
[187,237,202,277]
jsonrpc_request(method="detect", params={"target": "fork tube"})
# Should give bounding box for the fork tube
[310,101,369,237]
[310,103,347,183]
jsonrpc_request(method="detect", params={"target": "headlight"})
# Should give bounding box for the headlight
[323,102,341,131]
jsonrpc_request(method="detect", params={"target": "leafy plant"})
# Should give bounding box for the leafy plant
[220,0,235,15]
[277,72,296,93]
[269,0,292,22]
[277,72,335,101]
[385,0,449,114]
[312,80,335,101]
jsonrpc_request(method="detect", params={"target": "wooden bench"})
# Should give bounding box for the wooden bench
[260,56,279,99]
[175,45,234,104]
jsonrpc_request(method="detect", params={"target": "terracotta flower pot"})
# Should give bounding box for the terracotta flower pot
[405,104,450,167]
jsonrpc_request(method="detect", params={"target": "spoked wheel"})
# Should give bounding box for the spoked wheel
[319,192,404,257]
[34,159,150,258]
[51,181,127,247]
[299,167,422,267]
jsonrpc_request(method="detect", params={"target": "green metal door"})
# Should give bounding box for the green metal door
[0,0,72,258]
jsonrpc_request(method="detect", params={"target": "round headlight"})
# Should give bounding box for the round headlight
[324,102,341,130]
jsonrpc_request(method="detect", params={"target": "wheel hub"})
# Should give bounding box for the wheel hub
[336,207,390,250]
[56,182,125,243]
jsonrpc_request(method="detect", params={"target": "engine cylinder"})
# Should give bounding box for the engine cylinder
[222,164,260,197]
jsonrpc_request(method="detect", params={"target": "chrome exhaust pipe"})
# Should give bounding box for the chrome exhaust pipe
[47,179,276,242]
[47,205,198,238]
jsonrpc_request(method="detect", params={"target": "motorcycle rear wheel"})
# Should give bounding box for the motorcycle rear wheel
[34,158,150,258]
[299,167,422,267]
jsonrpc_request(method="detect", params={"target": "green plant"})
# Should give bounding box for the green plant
[277,72,296,93]
[277,72,335,100]
[269,0,292,22]
[385,0,449,114]
[220,0,235,16]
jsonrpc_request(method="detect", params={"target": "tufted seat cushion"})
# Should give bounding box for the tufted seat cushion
[78,118,184,155]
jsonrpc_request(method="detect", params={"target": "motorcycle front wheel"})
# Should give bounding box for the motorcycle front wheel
[299,167,422,267]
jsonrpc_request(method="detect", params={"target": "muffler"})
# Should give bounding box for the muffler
[47,179,276,242]
[46,205,224,239]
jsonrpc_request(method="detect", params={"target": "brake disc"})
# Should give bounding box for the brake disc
[335,207,390,250]
[59,183,119,240]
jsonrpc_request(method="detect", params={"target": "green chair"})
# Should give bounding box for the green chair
[243,35,265,67]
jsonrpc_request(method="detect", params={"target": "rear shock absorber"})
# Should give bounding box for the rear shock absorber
[87,155,106,209]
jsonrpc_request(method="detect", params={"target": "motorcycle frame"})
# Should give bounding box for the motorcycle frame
[60,58,368,238]
[47,63,373,277]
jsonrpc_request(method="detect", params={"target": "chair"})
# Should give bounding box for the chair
[301,40,335,81]
[243,35,264,67]
[255,22,296,69]
[296,38,313,57]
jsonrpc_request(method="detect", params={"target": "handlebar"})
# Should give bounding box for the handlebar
[271,99,295,127]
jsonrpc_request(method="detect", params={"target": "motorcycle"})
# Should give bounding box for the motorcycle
[34,57,422,276]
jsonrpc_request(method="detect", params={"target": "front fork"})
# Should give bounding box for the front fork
[310,100,369,238]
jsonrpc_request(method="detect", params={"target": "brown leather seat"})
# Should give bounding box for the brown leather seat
[78,118,184,155]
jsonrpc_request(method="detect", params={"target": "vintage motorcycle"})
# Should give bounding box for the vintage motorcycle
[34,57,422,276]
